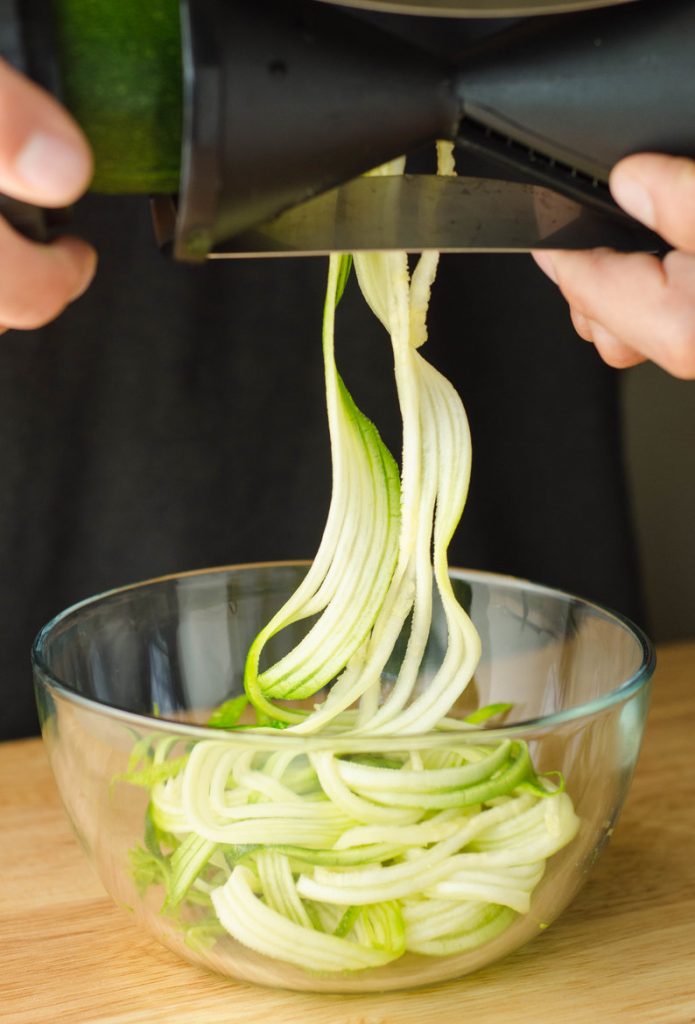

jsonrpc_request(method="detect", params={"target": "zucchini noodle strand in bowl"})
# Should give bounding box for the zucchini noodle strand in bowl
[124,144,580,977]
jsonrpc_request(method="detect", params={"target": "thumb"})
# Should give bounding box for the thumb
[609,153,695,253]
[0,58,92,207]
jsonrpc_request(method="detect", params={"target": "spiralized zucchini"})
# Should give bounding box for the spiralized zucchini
[124,145,579,974]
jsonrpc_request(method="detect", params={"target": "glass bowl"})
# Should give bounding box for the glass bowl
[32,563,654,993]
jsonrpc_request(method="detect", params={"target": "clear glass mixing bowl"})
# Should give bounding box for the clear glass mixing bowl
[32,564,654,993]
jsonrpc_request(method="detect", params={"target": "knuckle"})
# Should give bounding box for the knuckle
[604,349,640,370]
[570,307,592,340]
[557,249,639,314]
[593,331,637,370]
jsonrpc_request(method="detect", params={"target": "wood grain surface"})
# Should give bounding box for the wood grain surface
[2,643,694,1024]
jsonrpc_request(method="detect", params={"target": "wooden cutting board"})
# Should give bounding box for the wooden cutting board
[2,643,694,1024]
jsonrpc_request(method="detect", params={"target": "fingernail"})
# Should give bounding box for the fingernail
[532,251,558,285]
[15,131,88,201]
[610,174,655,228]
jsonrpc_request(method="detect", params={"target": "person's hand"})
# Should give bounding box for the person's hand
[532,153,695,380]
[0,58,95,333]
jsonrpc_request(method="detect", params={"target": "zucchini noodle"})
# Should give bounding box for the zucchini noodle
[124,144,580,975]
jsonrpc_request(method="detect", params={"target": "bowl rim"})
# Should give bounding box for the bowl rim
[32,561,656,743]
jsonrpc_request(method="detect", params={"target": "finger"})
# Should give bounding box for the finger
[539,248,695,379]
[569,306,592,341]
[0,58,92,206]
[0,217,96,329]
[585,318,646,370]
[537,256,645,370]
[531,250,558,285]
[610,153,695,253]
[569,302,645,367]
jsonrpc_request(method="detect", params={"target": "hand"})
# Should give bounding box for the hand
[532,153,695,380]
[0,58,95,333]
